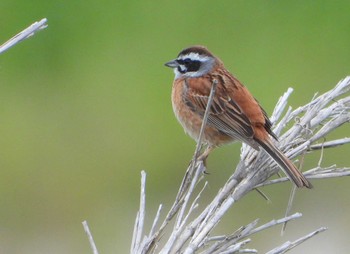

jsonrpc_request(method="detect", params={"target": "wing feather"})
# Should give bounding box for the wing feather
[183,79,256,146]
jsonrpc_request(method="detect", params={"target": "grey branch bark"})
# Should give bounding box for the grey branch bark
[82,221,100,254]
[127,76,350,254]
[0,18,47,54]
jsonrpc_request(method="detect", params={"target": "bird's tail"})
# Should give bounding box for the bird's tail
[255,139,312,188]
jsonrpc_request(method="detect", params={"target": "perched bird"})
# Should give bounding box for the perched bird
[165,45,312,188]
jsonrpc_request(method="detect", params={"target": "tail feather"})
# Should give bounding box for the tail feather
[255,139,312,188]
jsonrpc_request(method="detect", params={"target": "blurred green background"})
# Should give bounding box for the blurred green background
[1,1,349,253]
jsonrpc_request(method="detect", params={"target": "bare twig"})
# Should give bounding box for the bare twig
[248,213,302,236]
[266,227,327,254]
[177,79,218,201]
[82,221,99,254]
[192,79,219,165]
[281,185,297,235]
[0,18,48,54]
[309,138,350,150]
[148,204,163,240]
[131,171,147,253]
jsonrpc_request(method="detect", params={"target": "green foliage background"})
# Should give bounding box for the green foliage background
[1,1,349,253]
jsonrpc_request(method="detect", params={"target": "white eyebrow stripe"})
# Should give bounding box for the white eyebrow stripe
[178,52,211,62]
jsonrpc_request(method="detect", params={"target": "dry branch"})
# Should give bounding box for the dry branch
[82,221,100,254]
[84,77,350,253]
[127,76,350,254]
[0,18,47,54]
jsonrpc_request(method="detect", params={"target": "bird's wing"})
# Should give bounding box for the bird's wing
[183,78,257,147]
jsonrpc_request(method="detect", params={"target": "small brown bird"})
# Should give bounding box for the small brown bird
[165,45,312,188]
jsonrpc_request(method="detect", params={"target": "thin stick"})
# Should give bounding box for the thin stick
[192,79,218,165]
[267,227,327,254]
[130,171,147,253]
[309,138,350,150]
[248,213,302,236]
[281,185,297,235]
[174,78,218,214]
[0,18,48,54]
[148,204,163,238]
[281,149,307,235]
[82,221,99,254]
[254,188,271,202]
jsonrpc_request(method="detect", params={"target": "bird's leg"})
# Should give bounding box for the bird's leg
[198,146,213,162]
[198,145,215,169]
[187,146,214,175]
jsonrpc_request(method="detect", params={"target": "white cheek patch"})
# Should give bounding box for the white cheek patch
[174,68,181,79]
[173,65,187,79]
[179,65,187,72]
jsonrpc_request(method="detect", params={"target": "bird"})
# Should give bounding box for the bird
[164,45,312,188]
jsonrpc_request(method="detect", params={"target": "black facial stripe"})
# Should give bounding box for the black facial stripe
[176,58,201,73]
[187,60,200,72]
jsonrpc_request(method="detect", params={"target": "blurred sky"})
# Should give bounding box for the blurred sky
[0,1,349,253]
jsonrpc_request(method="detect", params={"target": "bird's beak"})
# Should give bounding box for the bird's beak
[164,59,179,68]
